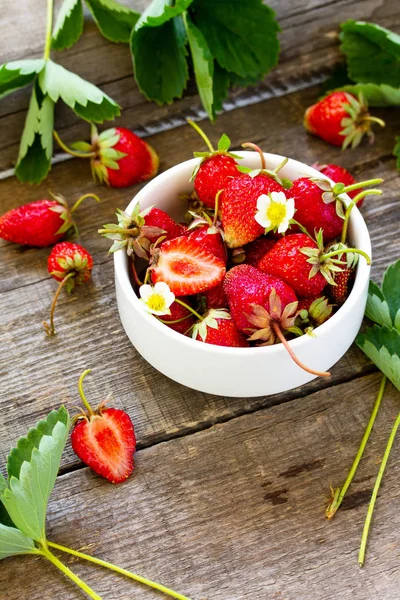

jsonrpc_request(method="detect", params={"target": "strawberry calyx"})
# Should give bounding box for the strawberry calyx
[51,251,91,291]
[48,192,100,238]
[98,205,165,258]
[239,144,292,189]
[310,177,383,221]
[188,119,241,181]
[338,93,385,150]
[297,296,333,330]
[192,308,231,341]
[246,289,300,345]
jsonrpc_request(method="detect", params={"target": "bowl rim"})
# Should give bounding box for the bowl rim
[114,152,371,356]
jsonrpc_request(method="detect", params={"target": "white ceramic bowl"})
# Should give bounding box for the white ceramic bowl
[114,152,371,397]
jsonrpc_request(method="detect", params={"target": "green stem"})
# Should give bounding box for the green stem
[175,299,203,321]
[43,0,54,60]
[78,369,95,415]
[337,178,383,195]
[320,247,371,265]
[71,193,101,214]
[289,219,313,239]
[53,131,96,159]
[42,546,102,600]
[187,119,214,153]
[359,409,400,566]
[43,272,75,337]
[47,541,192,600]
[159,314,193,325]
[326,375,387,519]
[341,190,382,243]
[273,157,289,174]
[363,116,385,128]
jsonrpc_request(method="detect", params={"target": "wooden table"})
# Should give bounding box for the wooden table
[1,1,400,598]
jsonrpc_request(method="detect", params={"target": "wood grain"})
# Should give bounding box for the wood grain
[0,0,399,173]
[0,373,399,599]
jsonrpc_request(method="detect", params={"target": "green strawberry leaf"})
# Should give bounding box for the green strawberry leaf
[190,0,280,80]
[15,83,54,184]
[337,82,400,107]
[38,59,120,123]
[382,261,400,330]
[131,14,189,104]
[356,325,400,392]
[217,133,230,153]
[0,59,45,100]
[0,524,36,560]
[184,13,214,120]
[52,0,84,51]
[85,0,140,44]
[340,20,400,87]
[365,280,393,328]
[212,62,230,113]
[1,407,69,542]
[394,137,400,171]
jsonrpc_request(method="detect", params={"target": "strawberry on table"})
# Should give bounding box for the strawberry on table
[71,370,136,484]
[0,193,99,247]
[150,236,226,296]
[188,120,240,209]
[43,242,93,337]
[304,91,384,149]
[193,309,249,347]
[54,126,159,188]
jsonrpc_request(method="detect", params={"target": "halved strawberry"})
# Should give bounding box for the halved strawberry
[151,236,226,296]
[71,370,136,484]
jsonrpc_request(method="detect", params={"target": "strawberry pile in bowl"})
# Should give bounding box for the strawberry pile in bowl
[107,126,379,398]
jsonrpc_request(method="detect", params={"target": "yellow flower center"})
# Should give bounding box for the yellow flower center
[266,202,286,227]
[147,293,167,312]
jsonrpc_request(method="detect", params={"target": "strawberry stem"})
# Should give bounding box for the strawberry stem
[340,190,382,243]
[131,260,143,286]
[41,545,102,599]
[320,247,371,265]
[338,178,383,195]
[241,142,266,170]
[70,193,101,214]
[175,299,204,321]
[359,408,400,566]
[46,541,192,600]
[326,375,387,519]
[159,314,193,325]
[213,189,223,225]
[362,116,385,128]
[273,157,289,174]
[43,272,75,337]
[77,369,95,415]
[271,321,330,378]
[53,131,96,159]
[187,119,214,153]
[43,0,54,61]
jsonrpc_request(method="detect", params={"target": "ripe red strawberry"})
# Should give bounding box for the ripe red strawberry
[0,193,98,247]
[243,237,276,267]
[223,264,297,333]
[160,299,196,335]
[328,266,355,305]
[313,162,370,209]
[189,120,239,208]
[54,126,159,188]
[221,174,285,248]
[151,236,226,296]
[144,207,186,243]
[44,242,93,337]
[223,264,330,377]
[185,225,227,262]
[71,370,136,484]
[290,177,344,242]
[193,309,249,347]
[258,233,333,298]
[200,280,228,310]
[304,92,384,149]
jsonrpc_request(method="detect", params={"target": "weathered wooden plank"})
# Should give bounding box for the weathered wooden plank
[0,372,399,599]
[0,0,399,172]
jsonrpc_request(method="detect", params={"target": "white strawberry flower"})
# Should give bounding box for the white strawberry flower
[255,191,295,234]
[139,282,175,316]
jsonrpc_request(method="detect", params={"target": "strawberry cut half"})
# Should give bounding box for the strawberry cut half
[71,407,136,484]
[151,236,226,296]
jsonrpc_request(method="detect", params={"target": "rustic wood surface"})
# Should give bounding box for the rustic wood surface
[0,1,400,599]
